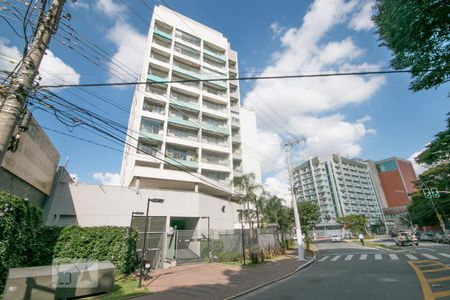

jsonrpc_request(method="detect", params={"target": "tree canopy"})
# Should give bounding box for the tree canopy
[337,214,367,234]
[298,201,321,250]
[416,114,450,166]
[373,0,449,91]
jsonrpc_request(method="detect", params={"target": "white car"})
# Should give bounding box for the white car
[331,235,341,242]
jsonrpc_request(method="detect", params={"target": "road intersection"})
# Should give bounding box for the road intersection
[237,240,450,300]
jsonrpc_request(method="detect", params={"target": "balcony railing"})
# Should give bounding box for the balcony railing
[154,27,172,40]
[202,157,229,166]
[167,129,198,141]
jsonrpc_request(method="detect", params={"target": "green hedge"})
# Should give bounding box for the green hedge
[0,191,138,293]
[53,226,138,274]
[0,191,44,292]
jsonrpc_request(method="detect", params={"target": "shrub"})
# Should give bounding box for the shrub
[53,226,138,274]
[0,191,43,292]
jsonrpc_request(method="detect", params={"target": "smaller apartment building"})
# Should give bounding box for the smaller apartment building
[293,154,385,236]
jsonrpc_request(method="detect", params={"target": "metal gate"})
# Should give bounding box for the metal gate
[131,216,166,269]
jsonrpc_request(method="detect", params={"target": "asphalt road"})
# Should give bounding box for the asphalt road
[237,240,450,300]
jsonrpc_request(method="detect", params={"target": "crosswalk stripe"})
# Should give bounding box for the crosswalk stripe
[375,254,382,260]
[319,256,329,262]
[360,254,367,260]
[405,254,418,260]
[422,254,438,260]
[344,255,353,261]
[438,253,450,258]
[331,255,341,261]
[389,254,399,260]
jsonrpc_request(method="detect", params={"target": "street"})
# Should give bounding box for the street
[237,240,450,300]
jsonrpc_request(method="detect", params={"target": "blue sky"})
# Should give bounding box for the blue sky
[0,0,448,194]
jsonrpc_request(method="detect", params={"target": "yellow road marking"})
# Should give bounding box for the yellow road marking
[415,260,437,265]
[409,260,450,300]
[418,263,442,268]
[423,267,450,274]
[428,276,450,283]
[431,290,450,298]
[409,261,434,300]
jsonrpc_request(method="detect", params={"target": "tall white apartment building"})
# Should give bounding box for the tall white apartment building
[120,6,260,197]
[293,154,384,235]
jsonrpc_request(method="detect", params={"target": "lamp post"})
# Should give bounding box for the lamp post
[200,216,211,262]
[138,198,164,288]
[237,209,246,266]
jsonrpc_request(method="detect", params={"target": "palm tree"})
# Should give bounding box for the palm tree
[233,173,262,229]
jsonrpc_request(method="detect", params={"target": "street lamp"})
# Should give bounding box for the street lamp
[237,209,246,266]
[200,216,211,262]
[138,198,164,288]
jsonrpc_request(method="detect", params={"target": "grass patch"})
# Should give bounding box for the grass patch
[91,276,150,300]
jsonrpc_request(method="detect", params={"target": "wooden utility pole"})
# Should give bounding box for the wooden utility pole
[0,0,67,165]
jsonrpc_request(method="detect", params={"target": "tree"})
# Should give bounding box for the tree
[337,214,368,235]
[373,0,449,91]
[297,201,321,250]
[261,195,293,249]
[416,114,450,166]
[233,173,262,229]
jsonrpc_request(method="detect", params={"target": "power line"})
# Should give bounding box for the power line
[39,69,440,89]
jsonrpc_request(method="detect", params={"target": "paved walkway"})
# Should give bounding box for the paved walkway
[133,251,313,300]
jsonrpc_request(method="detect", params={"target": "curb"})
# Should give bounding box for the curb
[224,252,317,300]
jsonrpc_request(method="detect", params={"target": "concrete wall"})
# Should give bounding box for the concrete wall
[45,183,243,230]
[0,167,47,206]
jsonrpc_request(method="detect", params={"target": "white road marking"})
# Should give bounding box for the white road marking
[405,254,418,260]
[375,254,382,260]
[344,255,353,261]
[389,254,399,260]
[438,253,450,258]
[360,254,367,260]
[331,255,341,261]
[417,247,436,252]
[319,256,329,262]
[422,254,438,260]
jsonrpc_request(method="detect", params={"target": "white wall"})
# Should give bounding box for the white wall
[45,183,243,230]
[240,108,262,183]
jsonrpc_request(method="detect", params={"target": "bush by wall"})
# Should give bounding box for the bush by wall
[0,191,44,292]
[53,226,138,274]
[0,191,138,293]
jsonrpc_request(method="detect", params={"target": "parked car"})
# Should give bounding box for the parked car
[331,235,341,242]
[433,233,443,243]
[419,233,434,242]
[395,231,419,246]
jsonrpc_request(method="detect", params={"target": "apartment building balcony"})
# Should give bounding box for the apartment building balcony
[203,48,226,62]
[173,63,202,80]
[143,98,165,115]
[174,29,201,48]
[147,73,168,85]
[232,149,242,160]
[202,106,228,120]
[231,115,240,128]
[203,86,228,103]
[170,91,200,112]
[139,130,164,142]
[230,104,239,113]
[168,115,200,129]
[201,133,229,153]
[203,56,226,72]
[171,73,200,94]
[154,27,172,41]
[202,122,228,135]
[166,146,198,169]
[230,89,239,99]
[233,167,243,177]
[201,161,231,173]
[152,34,172,49]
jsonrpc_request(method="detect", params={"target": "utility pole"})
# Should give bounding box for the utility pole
[0,0,67,165]
[285,139,305,261]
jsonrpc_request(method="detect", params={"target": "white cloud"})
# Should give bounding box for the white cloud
[106,21,147,82]
[93,172,121,185]
[408,150,428,175]
[348,1,375,31]
[263,171,291,205]
[0,38,80,86]
[95,0,124,18]
[270,22,285,38]
[70,1,89,9]
[243,0,384,194]
[92,1,146,83]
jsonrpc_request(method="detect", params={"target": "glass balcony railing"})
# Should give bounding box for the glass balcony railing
[203,48,226,62]
[154,27,172,40]
[202,156,229,166]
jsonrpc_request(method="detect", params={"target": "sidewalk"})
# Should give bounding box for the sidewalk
[133,251,314,300]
